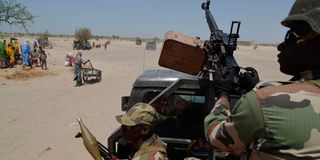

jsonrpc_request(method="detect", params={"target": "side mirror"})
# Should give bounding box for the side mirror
[121,96,129,111]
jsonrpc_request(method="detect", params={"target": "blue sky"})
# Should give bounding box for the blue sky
[1,0,294,43]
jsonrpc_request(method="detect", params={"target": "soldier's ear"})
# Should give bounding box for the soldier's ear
[140,125,151,135]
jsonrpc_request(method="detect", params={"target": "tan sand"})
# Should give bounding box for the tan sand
[0,37,290,160]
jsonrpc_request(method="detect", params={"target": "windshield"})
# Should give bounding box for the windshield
[143,92,205,117]
[143,91,206,131]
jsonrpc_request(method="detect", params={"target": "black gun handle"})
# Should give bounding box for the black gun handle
[97,141,115,160]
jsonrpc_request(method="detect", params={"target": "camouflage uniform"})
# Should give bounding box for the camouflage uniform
[116,103,168,160]
[205,0,320,159]
[131,134,168,160]
[205,70,320,159]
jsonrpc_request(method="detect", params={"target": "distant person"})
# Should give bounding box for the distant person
[5,43,15,68]
[73,52,89,86]
[32,38,39,49]
[115,103,168,160]
[65,52,74,67]
[0,40,5,68]
[21,39,32,69]
[39,46,47,70]
[31,47,40,67]
[3,40,6,48]
[13,40,20,64]
[104,40,110,51]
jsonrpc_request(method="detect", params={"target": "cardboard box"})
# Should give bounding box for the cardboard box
[159,31,205,75]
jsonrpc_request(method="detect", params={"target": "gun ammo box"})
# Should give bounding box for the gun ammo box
[159,31,205,75]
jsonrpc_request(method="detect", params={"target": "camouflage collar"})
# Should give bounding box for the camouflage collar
[138,134,166,150]
[133,134,167,158]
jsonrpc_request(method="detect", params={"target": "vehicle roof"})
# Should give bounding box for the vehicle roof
[133,69,202,89]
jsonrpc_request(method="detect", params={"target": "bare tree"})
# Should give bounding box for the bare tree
[0,0,36,33]
[74,27,92,41]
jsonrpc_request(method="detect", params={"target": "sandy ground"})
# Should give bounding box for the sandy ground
[0,37,290,160]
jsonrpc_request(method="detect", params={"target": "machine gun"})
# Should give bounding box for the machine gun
[201,0,240,81]
[155,1,258,159]
[159,0,259,95]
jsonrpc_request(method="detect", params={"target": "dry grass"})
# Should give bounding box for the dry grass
[4,69,58,80]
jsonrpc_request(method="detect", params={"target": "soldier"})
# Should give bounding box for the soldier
[204,0,320,159]
[115,102,168,160]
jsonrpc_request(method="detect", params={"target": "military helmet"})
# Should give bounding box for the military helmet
[116,103,159,126]
[281,0,320,34]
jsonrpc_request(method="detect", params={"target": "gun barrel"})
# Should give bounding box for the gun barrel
[205,9,219,34]
[203,0,223,42]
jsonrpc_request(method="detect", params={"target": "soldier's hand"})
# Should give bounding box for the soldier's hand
[214,68,236,97]
[239,67,260,92]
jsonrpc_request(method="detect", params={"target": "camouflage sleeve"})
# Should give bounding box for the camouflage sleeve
[204,91,265,155]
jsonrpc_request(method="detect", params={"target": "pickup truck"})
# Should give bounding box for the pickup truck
[108,69,241,160]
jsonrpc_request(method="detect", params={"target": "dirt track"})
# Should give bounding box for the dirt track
[0,38,290,160]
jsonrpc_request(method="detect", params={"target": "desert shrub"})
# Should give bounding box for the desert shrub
[74,27,92,40]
